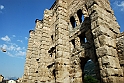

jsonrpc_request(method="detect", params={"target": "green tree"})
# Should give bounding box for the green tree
[84,75,99,83]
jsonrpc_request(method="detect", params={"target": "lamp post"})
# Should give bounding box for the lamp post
[1,47,6,52]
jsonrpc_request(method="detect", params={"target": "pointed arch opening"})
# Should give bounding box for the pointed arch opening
[70,16,76,28]
[83,59,100,83]
[77,9,84,23]
[79,33,88,48]
[80,57,100,83]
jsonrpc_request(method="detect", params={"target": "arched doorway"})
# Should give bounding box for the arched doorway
[78,17,101,83]
[83,59,100,83]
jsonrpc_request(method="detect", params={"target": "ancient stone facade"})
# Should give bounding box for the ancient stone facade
[22,0,124,83]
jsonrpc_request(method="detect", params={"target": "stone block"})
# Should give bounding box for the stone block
[55,58,70,66]
[106,68,115,76]
[94,38,100,48]
[63,52,70,59]
[101,55,121,68]
[96,46,107,57]
[56,51,63,58]
[114,69,123,76]
[74,71,82,78]
[107,76,116,83]
[107,76,124,83]
[120,60,124,65]
[92,24,116,38]
[62,76,70,83]
[55,70,69,81]
[100,69,107,77]
[101,56,110,66]
[96,45,118,58]
[98,35,116,48]
[102,77,108,83]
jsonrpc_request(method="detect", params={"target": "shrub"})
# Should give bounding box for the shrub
[84,75,99,83]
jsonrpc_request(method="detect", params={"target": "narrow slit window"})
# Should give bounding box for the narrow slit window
[51,35,53,41]
[79,34,87,47]
[77,9,84,23]
[70,16,76,28]
[71,39,75,48]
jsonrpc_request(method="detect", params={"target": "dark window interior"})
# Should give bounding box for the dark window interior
[77,9,84,23]
[70,16,76,28]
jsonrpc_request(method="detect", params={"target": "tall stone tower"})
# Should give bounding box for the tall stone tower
[22,0,124,83]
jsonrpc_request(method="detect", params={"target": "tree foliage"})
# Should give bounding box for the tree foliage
[84,75,99,83]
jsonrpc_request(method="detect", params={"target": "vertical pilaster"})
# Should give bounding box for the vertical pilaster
[22,30,35,83]
[38,9,55,83]
[72,37,83,83]
[55,0,70,83]
[116,33,124,80]
[87,0,124,83]
[33,20,43,83]
[29,30,36,83]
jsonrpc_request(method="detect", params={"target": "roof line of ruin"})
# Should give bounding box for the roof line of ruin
[49,1,56,10]
[33,1,56,25]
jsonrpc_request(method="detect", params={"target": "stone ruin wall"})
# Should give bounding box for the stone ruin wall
[22,0,124,83]
[117,32,124,75]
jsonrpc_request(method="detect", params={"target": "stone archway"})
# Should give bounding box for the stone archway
[69,16,101,83]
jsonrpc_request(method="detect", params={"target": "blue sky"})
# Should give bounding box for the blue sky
[0,0,124,79]
[0,0,55,79]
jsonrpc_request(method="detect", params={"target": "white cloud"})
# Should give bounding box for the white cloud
[2,44,8,49]
[25,37,28,40]
[0,5,4,10]
[17,40,23,43]
[8,44,15,51]
[16,51,26,56]
[7,52,14,57]
[5,44,26,57]
[115,1,124,11]
[0,42,26,58]
[16,47,21,51]
[12,35,16,37]
[0,5,4,13]
[1,35,11,42]
[0,35,27,58]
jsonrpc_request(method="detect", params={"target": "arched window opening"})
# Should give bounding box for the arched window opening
[36,59,39,61]
[71,39,75,48]
[53,69,56,80]
[77,9,84,23]
[84,38,87,43]
[79,33,87,47]
[51,35,54,44]
[83,60,100,83]
[51,35,53,41]
[36,71,38,73]
[70,16,76,28]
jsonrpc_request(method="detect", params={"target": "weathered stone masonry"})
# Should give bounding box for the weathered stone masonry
[22,0,124,83]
